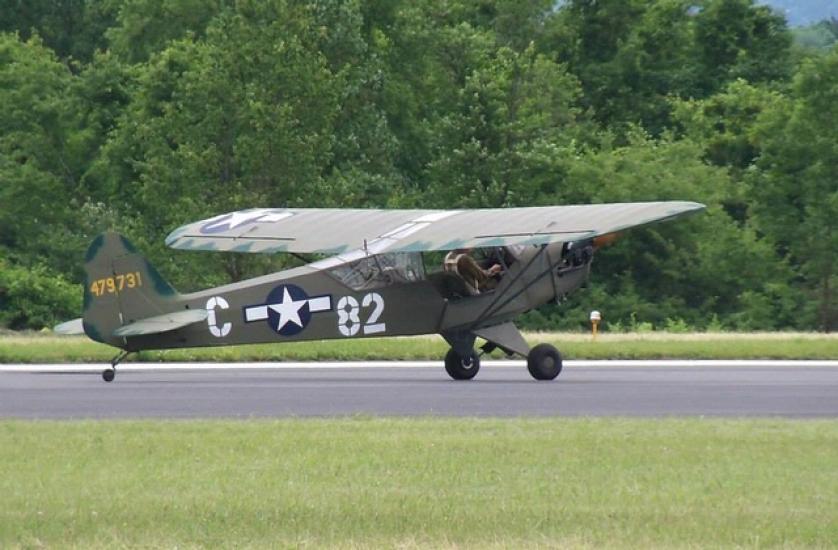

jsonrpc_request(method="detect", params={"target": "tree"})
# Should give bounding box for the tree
[0,33,96,327]
[750,47,838,331]
[792,17,838,51]
[0,34,85,273]
[89,1,349,287]
[0,0,118,63]
[542,0,674,132]
[519,133,794,330]
[692,0,793,95]
[105,0,231,64]
[539,0,793,135]
[671,79,785,222]
[423,44,587,208]
[672,79,784,174]
[0,0,824,331]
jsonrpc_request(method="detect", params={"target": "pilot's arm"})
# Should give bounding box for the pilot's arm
[443,250,460,272]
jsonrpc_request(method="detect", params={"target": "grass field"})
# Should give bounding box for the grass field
[0,331,836,363]
[1,418,836,548]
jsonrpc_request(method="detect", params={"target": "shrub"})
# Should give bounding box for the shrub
[0,260,82,329]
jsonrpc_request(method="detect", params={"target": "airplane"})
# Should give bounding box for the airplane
[55,202,704,382]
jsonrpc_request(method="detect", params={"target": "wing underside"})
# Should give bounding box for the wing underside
[165,202,705,255]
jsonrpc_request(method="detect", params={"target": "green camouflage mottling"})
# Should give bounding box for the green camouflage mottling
[119,235,138,253]
[395,240,436,253]
[84,234,104,263]
[82,283,92,312]
[144,259,176,297]
[82,319,103,343]
[438,239,467,250]
[474,237,507,247]
[164,227,189,243]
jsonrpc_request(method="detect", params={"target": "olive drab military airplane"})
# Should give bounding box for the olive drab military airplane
[55,202,704,382]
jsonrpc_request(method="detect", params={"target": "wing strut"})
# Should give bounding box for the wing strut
[473,244,551,326]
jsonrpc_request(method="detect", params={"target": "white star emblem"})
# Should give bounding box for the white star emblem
[201,209,293,233]
[268,287,307,332]
[243,285,332,336]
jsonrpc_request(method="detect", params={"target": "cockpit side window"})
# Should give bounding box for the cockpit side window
[328,252,425,291]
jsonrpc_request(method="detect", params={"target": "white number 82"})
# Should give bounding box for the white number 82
[337,292,385,337]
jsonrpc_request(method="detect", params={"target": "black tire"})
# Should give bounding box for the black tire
[102,369,115,382]
[527,344,562,381]
[444,348,481,380]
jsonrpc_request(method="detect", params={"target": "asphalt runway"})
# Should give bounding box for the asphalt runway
[1,361,837,418]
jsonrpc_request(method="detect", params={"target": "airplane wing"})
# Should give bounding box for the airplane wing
[165,202,705,255]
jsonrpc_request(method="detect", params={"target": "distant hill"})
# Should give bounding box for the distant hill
[758,0,837,26]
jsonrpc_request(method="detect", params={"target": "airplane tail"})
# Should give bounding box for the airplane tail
[82,232,180,347]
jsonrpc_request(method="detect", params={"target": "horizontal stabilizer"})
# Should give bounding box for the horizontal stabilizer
[113,309,208,337]
[53,318,85,335]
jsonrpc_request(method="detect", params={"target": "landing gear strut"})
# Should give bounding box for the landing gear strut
[444,348,481,380]
[102,350,129,383]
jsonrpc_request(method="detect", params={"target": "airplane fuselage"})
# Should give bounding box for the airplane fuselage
[118,241,592,352]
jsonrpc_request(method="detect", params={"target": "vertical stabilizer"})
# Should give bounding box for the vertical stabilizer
[82,232,179,347]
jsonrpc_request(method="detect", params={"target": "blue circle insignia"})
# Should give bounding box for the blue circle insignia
[243,284,332,338]
[265,284,312,336]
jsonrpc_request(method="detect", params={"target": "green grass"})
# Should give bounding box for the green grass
[1,418,836,548]
[1,332,836,363]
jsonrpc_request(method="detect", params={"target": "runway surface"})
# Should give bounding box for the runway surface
[1,361,837,418]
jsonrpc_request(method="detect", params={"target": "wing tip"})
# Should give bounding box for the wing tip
[164,226,188,248]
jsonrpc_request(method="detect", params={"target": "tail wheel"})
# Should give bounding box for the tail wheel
[527,343,562,381]
[444,348,481,380]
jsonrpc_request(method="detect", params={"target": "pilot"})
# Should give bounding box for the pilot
[444,248,502,295]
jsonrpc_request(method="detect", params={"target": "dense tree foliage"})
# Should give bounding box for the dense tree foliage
[0,0,835,331]
[792,17,838,50]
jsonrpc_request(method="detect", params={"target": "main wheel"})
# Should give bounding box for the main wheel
[444,348,481,380]
[527,344,562,381]
[102,368,115,383]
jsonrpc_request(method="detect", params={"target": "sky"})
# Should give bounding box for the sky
[757,0,837,26]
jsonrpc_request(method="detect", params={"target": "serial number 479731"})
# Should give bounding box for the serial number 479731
[89,272,143,297]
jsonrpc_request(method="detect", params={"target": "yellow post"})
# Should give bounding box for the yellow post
[590,310,601,341]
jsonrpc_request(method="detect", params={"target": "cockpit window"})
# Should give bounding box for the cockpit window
[505,244,527,260]
[328,252,425,291]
